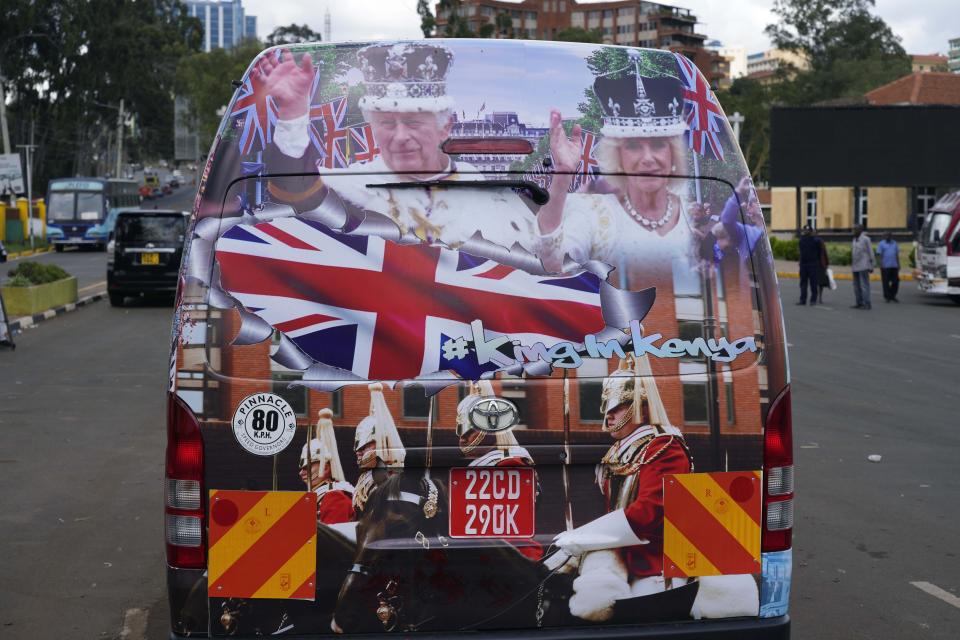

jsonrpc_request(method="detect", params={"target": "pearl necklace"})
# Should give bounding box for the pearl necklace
[621,193,676,229]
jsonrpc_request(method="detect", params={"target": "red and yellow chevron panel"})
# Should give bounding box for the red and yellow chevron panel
[663,471,761,578]
[208,490,317,599]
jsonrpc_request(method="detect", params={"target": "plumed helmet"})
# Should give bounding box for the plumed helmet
[300,438,330,470]
[354,382,405,468]
[599,353,671,431]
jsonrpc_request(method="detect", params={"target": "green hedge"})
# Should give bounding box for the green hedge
[6,261,71,286]
[769,238,852,266]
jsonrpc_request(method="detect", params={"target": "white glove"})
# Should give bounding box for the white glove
[553,509,648,556]
[542,548,579,574]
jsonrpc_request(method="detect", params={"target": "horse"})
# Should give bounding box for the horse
[332,469,575,633]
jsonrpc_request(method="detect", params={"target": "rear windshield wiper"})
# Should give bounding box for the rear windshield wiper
[365,179,550,206]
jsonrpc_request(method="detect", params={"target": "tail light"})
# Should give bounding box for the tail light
[165,394,206,568]
[762,385,793,552]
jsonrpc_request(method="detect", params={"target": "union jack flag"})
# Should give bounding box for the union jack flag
[214,218,606,380]
[571,130,600,192]
[349,123,380,164]
[674,53,725,160]
[231,72,276,155]
[308,96,349,169]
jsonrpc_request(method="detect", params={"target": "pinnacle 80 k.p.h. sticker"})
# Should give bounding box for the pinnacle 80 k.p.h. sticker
[232,393,298,456]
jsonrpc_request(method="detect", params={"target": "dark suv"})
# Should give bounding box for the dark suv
[107,209,187,306]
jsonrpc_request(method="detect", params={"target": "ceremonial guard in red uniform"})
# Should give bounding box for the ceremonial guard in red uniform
[352,382,406,515]
[300,408,355,525]
[456,381,543,560]
[552,355,693,620]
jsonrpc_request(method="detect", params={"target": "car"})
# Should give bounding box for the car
[169,177,180,189]
[151,187,162,198]
[107,209,187,306]
[139,185,153,199]
[162,184,174,196]
[166,40,792,639]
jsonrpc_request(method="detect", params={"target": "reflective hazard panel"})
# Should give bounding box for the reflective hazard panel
[208,490,317,599]
[662,471,761,578]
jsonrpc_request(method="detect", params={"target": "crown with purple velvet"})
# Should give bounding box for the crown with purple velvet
[357,42,455,113]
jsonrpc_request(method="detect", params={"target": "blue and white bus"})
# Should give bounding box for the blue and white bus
[46,178,141,251]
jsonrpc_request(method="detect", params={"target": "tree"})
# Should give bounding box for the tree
[0,0,202,184]
[766,0,910,102]
[416,0,436,38]
[266,23,322,46]
[554,27,603,44]
[175,40,265,148]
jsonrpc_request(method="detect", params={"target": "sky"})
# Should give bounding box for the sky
[243,0,958,56]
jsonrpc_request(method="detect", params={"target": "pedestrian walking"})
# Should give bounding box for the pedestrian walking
[797,224,823,305]
[851,225,875,309]
[876,232,900,302]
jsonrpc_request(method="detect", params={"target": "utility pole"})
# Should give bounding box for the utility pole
[115,99,125,178]
[0,62,10,155]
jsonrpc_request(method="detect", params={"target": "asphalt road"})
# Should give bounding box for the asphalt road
[0,273,957,639]
[786,280,960,638]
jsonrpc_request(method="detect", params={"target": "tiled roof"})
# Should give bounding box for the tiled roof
[865,72,960,105]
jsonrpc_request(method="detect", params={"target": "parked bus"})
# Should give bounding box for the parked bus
[917,190,960,303]
[46,178,141,251]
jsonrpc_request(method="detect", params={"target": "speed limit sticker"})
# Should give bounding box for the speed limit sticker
[232,393,298,456]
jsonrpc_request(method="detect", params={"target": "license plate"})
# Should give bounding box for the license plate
[141,252,160,265]
[449,467,535,538]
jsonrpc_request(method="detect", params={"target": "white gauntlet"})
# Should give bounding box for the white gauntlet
[553,509,648,556]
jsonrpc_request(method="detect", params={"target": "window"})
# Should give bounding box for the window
[526,11,537,19]
[673,263,703,297]
[680,360,708,425]
[330,389,343,417]
[272,372,307,416]
[402,386,430,419]
[499,379,529,426]
[677,319,704,356]
[578,358,609,422]
[855,187,868,227]
[915,187,936,217]
[804,191,817,229]
[682,381,708,424]
[618,7,634,17]
[603,9,613,18]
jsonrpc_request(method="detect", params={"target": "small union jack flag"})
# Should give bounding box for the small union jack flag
[571,130,599,192]
[308,96,349,169]
[674,52,725,161]
[349,123,380,163]
[231,72,276,155]
[214,218,606,381]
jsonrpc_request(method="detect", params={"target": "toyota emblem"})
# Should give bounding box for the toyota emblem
[468,397,520,433]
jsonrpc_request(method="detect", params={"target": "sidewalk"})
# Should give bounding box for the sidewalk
[775,259,914,281]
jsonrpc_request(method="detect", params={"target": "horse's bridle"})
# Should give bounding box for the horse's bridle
[347,474,442,632]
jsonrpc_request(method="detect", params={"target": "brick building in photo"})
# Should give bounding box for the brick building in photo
[431,0,730,89]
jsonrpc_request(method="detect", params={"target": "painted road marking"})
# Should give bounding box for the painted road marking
[79,280,107,293]
[910,581,960,610]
